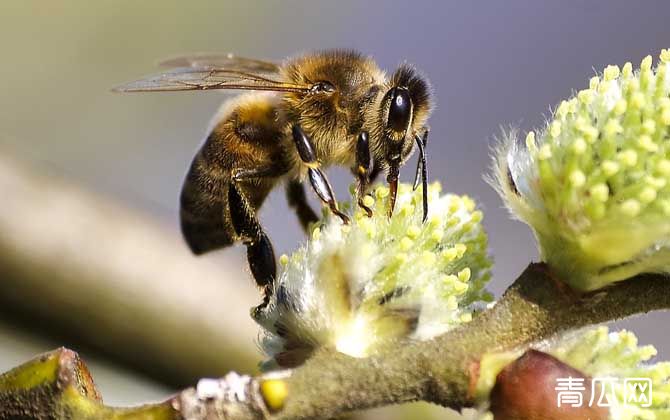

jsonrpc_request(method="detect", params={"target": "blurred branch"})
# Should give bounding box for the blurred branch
[0,155,260,386]
[3,264,669,419]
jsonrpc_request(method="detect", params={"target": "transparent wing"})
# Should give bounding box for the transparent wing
[158,53,281,73]
[113,67,309,93]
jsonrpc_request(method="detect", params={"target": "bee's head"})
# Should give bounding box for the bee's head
[373,64,432,215]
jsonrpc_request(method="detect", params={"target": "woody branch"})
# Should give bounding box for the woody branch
[5,263,669,419]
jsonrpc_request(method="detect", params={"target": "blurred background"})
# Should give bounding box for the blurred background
[1,1,670,418]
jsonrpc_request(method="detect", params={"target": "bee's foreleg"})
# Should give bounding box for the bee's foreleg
[286,180,319,233]
[291,124,350,224]
[354,131,373,217]
[228,182,276,291]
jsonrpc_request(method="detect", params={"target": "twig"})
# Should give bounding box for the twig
[3,263,668,419]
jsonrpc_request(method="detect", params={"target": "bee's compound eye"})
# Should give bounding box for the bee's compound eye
[385,87,412,133]
[310,81,335,93]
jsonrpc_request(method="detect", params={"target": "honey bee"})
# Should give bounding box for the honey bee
[114,50,432,299]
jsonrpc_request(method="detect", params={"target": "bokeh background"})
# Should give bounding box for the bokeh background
[2,1,670,418]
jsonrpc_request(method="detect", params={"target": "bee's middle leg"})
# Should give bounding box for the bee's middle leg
[291,124,349,224]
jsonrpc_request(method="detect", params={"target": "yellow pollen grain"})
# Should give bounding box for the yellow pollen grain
[638,135,658,152]
[603,65,620,81]
[458,267,472,282]
[571,138,587,154]
[399,237,414,251]
[471,210,483,223]
[427,215,441,229]
[453,281,469,294]
[641,55,653,71]
[589,183,609,202]
[569,170,586,188]
[578,89,594,104]
[604,119,622,137]
[431,230,444,242]
[631,92,645,109]
[639,187,657,204]
[621,199,641,217]
[617,149,638,167]
[556,102,568,118]
[406,225,421,239]
[656,159,670,176]
[645,176,666,189]
[613,99,627,115]
[550,121,562,138]
[462,196,476,212]
[362,195,375,208]
[601,160,620,176]
[375,186,389,199]
[642,119,656,134]
[462,221,474,233]
[661,49,670,63]
[455,243,467,258]
[311,227,321,240]
[443,248,458,262]
[447,217,460,227]
[622,62,633,77]
[583,126,599,143]
[279,254,289,266]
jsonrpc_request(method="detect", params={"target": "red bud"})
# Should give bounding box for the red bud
[489,349,608,420]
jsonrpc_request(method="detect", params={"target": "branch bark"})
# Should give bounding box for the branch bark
[3,264,669,419]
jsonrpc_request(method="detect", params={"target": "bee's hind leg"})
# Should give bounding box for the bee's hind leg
[291,124,350,224]
[286,180,319,233]
[228,182,276,295]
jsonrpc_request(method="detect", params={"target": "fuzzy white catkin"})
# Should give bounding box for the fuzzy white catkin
[491,49,670,291]
[253,182,492,369]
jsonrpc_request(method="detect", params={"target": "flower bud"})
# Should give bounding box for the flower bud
[491,49,670,291]
[490,350,608,420]
[254,183,492,369]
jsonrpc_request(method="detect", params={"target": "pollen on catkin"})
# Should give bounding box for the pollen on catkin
[253,182,492,369]
[490,49,670,291]
[475,327,670,419]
